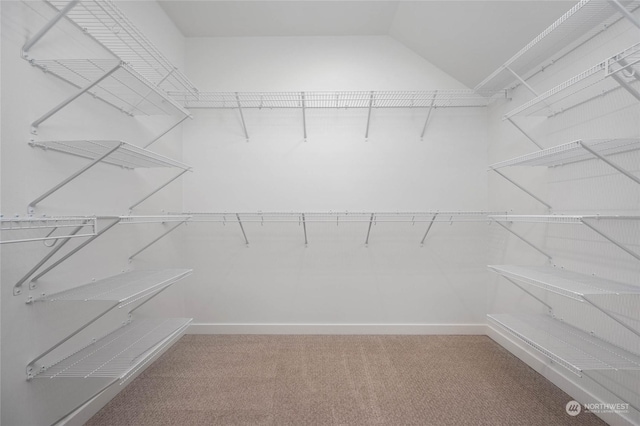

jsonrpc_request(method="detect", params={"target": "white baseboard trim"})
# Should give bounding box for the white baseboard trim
[188,323,488,335]
[487,324,636,426]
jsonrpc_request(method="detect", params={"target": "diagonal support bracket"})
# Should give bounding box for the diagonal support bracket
[580,218,640,262]
[608,0,640,29]
[129,221,187,261]
[129,169,190,211]
[301,92,307,142]
[302,213,308,246]
[31,62,122,132]
[22,0,79,57]
[420,213,438,246]
[506,118,543,150]
[144,115,190,149]
[365,213,374,247]
[236,213,249,246]
[420,92,437,140]
[501,276,554,311]
[579,142,640,186]
[610,72,640,102]
[365,91,374,140]
[491,169,552,209]
[236,92,249,141]
[493,219,552,260]
[28,142,123,213]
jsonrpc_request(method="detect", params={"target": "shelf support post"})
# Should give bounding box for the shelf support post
[365,213,374,247]
[236,213,249,246]
[493,219,552,260]
[610,72,640,102]
[28,142,123,213]
[129,169,189,211]
[501,276,553,311]
[506,118,543,150]
[235,92,249,141]
[29,218,122,286]
[144,115,190,149]
[302,213,308,246]
[491,169,552,209]
[420,213,438,246]
[608,0,640,29]
[21,0,79,57]
[420,92,437,140]
[31,62,122,132]
[129,221,187,261]
[580,219,640,262]
[365,91,374,140]
[301,92,307,141]
[13,221,90,295]
[578,142,640,186]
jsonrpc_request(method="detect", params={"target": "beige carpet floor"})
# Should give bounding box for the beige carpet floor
[86,335,606,425]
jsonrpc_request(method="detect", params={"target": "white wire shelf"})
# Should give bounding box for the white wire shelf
[504,41,640,119]
[29,140,191,170]
[490,138,640,169]
[34,269,192,307]
[118,215,191,224]
[489,265,640,301]
[182,211,504,223]
[489,214,640,224]
[44,0,198,97]
[0,216,96,244]
[476,0,640,92]
[29,58,190,117]
[489,313,640,375]
[168,90,505,110]
[34,317,191,379]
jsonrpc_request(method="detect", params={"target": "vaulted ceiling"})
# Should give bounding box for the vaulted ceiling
[158,1,576,88]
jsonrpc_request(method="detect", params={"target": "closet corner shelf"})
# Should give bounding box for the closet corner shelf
[476,0,640,92]
[0,215,96,244]
[488,264,640,301]
[503,41,640,120]
[31,317,192,381]
[489,138,640,169]
[489,313,640,375]
[33,269,192,307]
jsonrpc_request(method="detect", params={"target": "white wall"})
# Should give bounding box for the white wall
[0,1,188,424]
[486,11,640,425]
[180,35,490,332]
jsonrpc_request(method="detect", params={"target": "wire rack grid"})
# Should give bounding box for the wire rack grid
[35,317,191,379]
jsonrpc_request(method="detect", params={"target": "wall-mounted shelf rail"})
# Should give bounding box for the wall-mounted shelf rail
[31,317,191,381]
[476,0,640,92]
[180,211,503,247]
[168,90,505,141]
[489,265,640,337]
[27,270,192,380]
[504,41,640,120]
[489,215,640,262]
[0,216,96,244]
[27,140,191,213]
[489,313,640,411]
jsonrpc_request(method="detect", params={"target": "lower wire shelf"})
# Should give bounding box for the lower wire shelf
[489,313,640,375]
[33,317,191,381]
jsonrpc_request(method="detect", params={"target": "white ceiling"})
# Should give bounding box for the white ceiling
[158,1,576,88]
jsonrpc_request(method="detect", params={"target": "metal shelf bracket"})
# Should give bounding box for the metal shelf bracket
[493,219,553,260]
[129,221,187,261]
[492,169,552,209]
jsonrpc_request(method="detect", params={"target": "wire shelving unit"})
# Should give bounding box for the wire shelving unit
[476,0,640,92]
[503,41,640,120]
[0,216,97,244]
[31,317,192,381]
[28,140,192,213]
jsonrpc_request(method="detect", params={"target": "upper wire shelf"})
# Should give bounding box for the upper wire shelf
[29,140,191,170]
[489,214,640,224]
[29,59,190,117]
[33,317,191,380]
[489,313,640,375]
[503,41,640,119]
[118,215,191,224]
[168,90,505,109]
[183,211,504,223]
[489,138,640,169]
[489,264,640,300]
[34,269,192,307]
[476,0,640,92]
[44,0,198,97]
[0,216,96,244]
